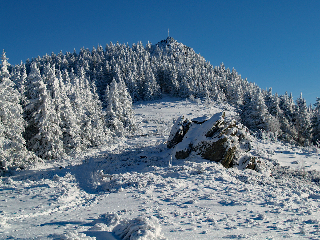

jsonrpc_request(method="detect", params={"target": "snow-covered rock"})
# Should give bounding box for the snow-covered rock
[168,112,258,169]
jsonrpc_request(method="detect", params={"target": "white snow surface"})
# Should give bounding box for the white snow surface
[1,96,320,239]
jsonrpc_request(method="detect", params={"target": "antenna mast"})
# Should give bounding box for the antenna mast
[168,28,169,37]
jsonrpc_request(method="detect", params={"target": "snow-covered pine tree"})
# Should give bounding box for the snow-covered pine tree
[178,68,194,98]
[264,88,273,110]
[67,69,92,148]
[104,78,136,136]
[46,65,85,153]
[141,67,161,101]
[11,64,21,89]
[179,75,192,98]
[312,97,320,145]
[279,92,295,123]
[117,78,136,134]
[10,63,28,108]
[276,92,297,142]
[55,69,82,153]
[267,91,281,118]
[19,63,28,107]
[264,92,282,135]
[156,63,179,95]
[211,80,226,102]
[241,89,276,133]
[87,80,110,146]
[0,51,37,172]
[73,67,109,147]
[104,79,125,136]
[296,93,312,145]
[125,69,140,102]
[24,62,64,159]
[225,72,244,105]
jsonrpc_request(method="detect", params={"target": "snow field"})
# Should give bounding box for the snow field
[1,97,320,239]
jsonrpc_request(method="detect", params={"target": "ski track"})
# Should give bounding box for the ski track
[1,97,320,239]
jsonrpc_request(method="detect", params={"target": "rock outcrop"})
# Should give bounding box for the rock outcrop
[167,112,258,169]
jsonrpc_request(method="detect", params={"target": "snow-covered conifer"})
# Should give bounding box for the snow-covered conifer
[86,80,110,146]
[104,79,125,136]
[0,51,37,172]
[104,78,136,136]
[312,97,320,145]
[24,63,64,159]
[117,78,136,133]
[241,89,276,133]
[55,69,82,153]
[71,68,109,147]
[142,68,161,100]
[296,93,312,145]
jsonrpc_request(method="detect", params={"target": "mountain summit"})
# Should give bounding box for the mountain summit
[154,37,194,58]
[156,36,177,46]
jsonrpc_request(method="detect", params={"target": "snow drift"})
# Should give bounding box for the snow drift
[113,216,164,240]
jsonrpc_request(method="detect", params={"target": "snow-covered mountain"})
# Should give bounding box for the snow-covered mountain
[2,37,319,173]
[1,37,320,239]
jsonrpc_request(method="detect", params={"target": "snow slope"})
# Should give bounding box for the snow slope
[1,96,320,239]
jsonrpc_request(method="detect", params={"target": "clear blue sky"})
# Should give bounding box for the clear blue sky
[1,0,319,105]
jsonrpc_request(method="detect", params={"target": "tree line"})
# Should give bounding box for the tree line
[1,37,319,173]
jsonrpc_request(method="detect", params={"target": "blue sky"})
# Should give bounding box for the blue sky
[1,0,319,105]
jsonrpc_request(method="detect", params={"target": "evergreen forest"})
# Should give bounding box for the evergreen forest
[1,37,320,173]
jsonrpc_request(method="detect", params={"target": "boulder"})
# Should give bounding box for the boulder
[167,112,257,169]
[167,116,192,149]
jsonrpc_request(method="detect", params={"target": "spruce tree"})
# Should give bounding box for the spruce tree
[312,97,320,145]
[241,89,275,133]
[142,68,161,100]
[105,79,125,136]
[24,63,64,159]
[56,69,83,153]
[104,78,136,136]
[0,51,37,172]
[296,93,312,145]
[71,67,109,147]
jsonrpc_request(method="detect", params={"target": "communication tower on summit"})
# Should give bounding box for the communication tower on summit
[168,29,169,37]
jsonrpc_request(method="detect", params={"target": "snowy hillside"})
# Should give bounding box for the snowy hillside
[1,97,320,239]
[2,36,320,172]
